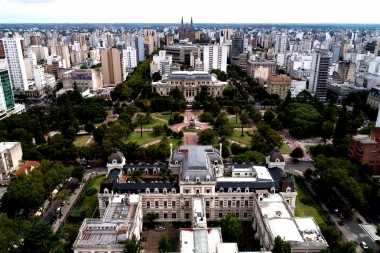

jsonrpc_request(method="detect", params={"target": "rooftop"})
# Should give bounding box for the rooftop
[268,75,292,82]
[351,135,377,143]
[13,161,40,176]
[180,228,223,253]
[0,142,20,153]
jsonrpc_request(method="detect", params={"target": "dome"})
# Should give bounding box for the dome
[108,148,124,164]
[268,147,284,162]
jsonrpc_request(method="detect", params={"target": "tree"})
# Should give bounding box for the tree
[376,223,380,235]
[263,110,276,125]
[158,233,171,253]
[333,104,348,147]
[129,169,143,183]
[198,129,217,144]
[215,112,229,135]
[152,72,162,82]
[160,164,172,182]
[234,106,241,123]
[233,151,265,164]
[84,121,95,133]
[0,214,30,253]
[144,213,156,227]
[272,235,292,253]
[239,112,249,136]
[124,233,141,253]
[219,213,243,243]
[93,125,106,144]
[136,114,146,138]
[290,147,304,159]
[19,220,55,253]
[72,166,85,182]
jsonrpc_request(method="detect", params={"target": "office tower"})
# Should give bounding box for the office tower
[203,45,228,72]
[301,38,312,52]
[179,17,196,42]
[262,35,270,49]
[2,35,28,91]
[231,32,244,64]
[0,69,15,115]
[135,36,145,62]
[165,33,174,46]
[30,35,42,46]
[101,48,125,86]
[122,47,137,70]
[331,44,341,62]
[275,33,287,54]
[308,49,331,100]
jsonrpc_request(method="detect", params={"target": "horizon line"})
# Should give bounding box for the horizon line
[1,22,380,25]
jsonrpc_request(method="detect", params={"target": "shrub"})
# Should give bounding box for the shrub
[68,209,85,222]
[246,130,255,137]
[85,187,98,196]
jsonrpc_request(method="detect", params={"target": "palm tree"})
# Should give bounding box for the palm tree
[215,112,228,136]
[239,112,249,137]
[234,106,241,123]
[136,114,146,137]
[146,111,152,124]
[130,169,143,183]
[159,164,172,182]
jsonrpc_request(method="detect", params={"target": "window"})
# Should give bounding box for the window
[185,213,190,219]
[196,189,200,194]
[164,213,168,219]
[228,187,232,193]
[164,201,167,208]
[219,213,223,218]
[171,188,176,193]
[235,173,240,176]
[172,201,176,208]
[206,175,210,181]
[185,201,190,207]
[206,189,210,193]
[206,201,210,207]
[163,188,167,194]
[147,201,150,208]
[245,187,249,193]
[154,188,159,193]
[155,201,159,208]
[185,189,189,194]
[206,213,210,218]
[245,200,249,207]
[235,213,239,217]
[219,200,223,207]
[219,187,224,193]
[155,213,160,219]
[146,188,150,193]
[236,187,241,193]
[172,213,176,219]
[196,176,200,182]
[228,200,232,207]
[236,200,240,207]
[244,212,248,218]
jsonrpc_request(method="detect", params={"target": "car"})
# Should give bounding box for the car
[55,207,62,214]
[360,241,368,249]
[334,208,339,213]
[77,183,82,188]
[50,215,57,225]
[61,201,66,206]
[338,212,344,219]
[142,225,148,231]
[155,225,166,231]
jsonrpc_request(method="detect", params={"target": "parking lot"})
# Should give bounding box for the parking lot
[140,225,179,253]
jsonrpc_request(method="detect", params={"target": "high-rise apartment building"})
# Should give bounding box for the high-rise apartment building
[2,35,29,91]
[122,47,137,70]
[0,69,15,116]
[231,32,244,65]
[275,33,287,54]
[203,45,228,73]
[0,40,5,59]
[50,42,71,68]
[309,49,331,100]
[101,48,125,86]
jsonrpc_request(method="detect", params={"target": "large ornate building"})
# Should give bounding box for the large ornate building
[89,146,327,252]
[179,17,196,43]
[151,71,228,102]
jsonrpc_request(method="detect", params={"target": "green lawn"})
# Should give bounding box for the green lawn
[226,130,252,146]
[294,182,327,225]
[79,175,105,218]
[133,118,165,128]
[124,131,164,145]
[155,112,178,121]
[228,117,251,128]
[73,135,91,147]
[280,143,292,154]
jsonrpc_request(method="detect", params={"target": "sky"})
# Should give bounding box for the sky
[0,0,379,24]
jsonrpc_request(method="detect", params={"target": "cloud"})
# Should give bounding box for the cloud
[12,0,56,3]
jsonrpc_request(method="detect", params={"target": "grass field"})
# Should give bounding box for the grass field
[294,181,327,225]
[133,118,165,128]
[280,143,292,154]
[226,131,252,146]
[73,135,91,147]
[155,112,175,121]
[124,131,164,145]
[78,175,105,218]
[228,117,251,128]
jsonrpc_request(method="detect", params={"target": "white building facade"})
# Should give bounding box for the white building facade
[203,45,228,73]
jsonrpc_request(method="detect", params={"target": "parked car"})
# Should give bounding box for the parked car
[50,215,57,225]
[360,241,368,249]
[55,207,62,214]
[142,225,148,231]
[155,225,166,231]
[338,212,344,219]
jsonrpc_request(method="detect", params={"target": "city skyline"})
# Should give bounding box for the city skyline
[1,0,380,24]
